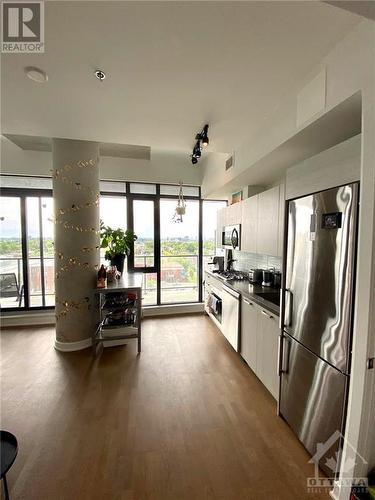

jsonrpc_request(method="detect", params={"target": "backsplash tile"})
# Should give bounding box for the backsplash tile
[233,250,282,272]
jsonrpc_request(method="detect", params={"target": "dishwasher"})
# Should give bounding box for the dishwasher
[221,284,240,351]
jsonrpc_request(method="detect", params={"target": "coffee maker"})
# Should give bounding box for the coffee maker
[207,256,224,273]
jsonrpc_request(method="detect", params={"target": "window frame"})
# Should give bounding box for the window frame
[0,186,54,311]
[125,182,203,305]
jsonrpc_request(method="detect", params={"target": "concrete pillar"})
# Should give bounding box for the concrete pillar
[52,139,100,351]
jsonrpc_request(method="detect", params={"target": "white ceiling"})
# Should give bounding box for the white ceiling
[1,1,360,154]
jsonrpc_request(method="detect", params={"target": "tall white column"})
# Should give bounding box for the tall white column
[52,139,100,351]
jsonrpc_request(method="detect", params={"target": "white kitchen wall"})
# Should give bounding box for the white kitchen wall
[232,250,282,272]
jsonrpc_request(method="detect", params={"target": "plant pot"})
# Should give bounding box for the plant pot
[110,254,126,274]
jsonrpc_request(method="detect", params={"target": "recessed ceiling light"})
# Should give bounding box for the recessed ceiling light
[25,66,48,83]
[94,69,106,81]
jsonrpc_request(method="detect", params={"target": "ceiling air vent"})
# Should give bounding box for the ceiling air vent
[226,155,234,171]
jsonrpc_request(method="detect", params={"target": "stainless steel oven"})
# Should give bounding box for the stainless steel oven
[222,224,241,250]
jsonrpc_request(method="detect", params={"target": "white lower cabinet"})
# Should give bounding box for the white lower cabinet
[241,298,280,401]
[256,308,280,400]
[240,297,258,372]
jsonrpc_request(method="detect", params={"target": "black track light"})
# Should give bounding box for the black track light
[193,140,202,158]
[190,124,209,166]
[201,124,209,147]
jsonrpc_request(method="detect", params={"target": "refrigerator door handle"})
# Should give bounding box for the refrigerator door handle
[284,289,293,327]
[277,334,283,376]
[280,335,291,374]
[279,289,285,329]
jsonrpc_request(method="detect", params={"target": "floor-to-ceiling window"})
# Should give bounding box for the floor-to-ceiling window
[1,177,226,310]
[0,181,54,309]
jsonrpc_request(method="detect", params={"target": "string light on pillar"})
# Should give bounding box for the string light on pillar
[53,156,100,322]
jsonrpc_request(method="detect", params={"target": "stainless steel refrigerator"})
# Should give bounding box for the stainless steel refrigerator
[279,183,359,475]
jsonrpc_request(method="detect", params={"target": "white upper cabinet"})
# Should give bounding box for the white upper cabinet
[256,185,280,257]
[241,196,258,253]
[215,183,285,257]
[226,202,242,225]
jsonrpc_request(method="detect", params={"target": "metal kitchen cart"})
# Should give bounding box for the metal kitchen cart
[93,273,143,355]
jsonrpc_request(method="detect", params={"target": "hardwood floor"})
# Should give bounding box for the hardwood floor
[1,314,329,500]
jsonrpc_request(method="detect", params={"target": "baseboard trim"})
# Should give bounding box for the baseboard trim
[54,338,92,352]
[1,304,205,328]
[1,311,55,327]
[143,303,204,316]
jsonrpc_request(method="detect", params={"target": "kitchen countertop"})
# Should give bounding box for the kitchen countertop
[95,272,143,294]
[206,270,280,316]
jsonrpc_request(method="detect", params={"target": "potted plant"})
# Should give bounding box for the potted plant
[100,222,137,274]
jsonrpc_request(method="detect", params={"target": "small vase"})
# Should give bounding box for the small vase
[110,254,126,274]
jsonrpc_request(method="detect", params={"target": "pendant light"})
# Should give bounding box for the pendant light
[172,182,186,223]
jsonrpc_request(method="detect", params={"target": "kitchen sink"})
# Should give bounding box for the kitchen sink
[254,291,280,306]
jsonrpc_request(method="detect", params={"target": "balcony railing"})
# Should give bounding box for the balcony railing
[1,253,215,308]
[0,256,55,307]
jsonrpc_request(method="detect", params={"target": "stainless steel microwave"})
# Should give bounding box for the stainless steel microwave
[222,224,241,250]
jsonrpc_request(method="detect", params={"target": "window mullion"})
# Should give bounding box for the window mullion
[20,196,30,308]
[38,197,46,307]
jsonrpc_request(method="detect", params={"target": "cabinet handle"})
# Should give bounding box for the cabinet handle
[261,309,273,319]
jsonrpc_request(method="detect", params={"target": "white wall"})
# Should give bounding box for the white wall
[202,20,373,199]
[0,136,203,186]
[285,134,361,200]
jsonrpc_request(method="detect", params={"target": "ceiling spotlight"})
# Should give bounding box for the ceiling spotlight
[201,124,209,147]
[94,69,106,81]
[25,66,48,83]
[191,155,198,165]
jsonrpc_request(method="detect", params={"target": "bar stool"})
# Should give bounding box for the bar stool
[0,431,18,500]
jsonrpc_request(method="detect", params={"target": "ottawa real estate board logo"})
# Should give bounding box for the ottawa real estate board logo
[1,0,44,53]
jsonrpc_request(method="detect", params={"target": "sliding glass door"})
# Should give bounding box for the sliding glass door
[129,199,158,305]
[160,199,199,303]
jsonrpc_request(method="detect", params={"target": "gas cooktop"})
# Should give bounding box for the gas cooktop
[214,271,248,281]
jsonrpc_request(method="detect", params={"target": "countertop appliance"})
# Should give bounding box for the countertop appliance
[262,269,274,287]
[249,268,263,284]
[222,224,241,250]
[221,284,240,351]
[279,183,359,476]
[207,256,225,273]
